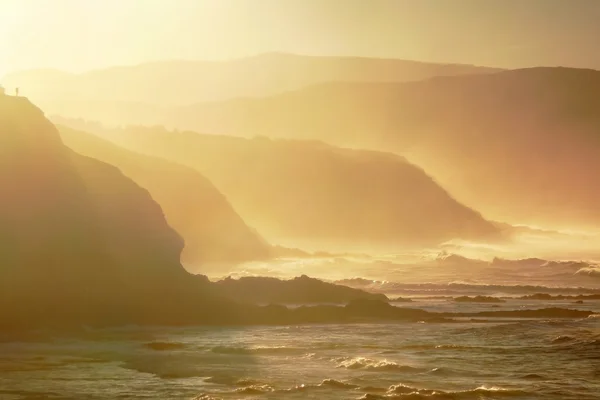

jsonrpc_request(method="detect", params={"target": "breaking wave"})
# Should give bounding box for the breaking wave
[335,278,600,297]
[336,357,422,372]
[357,385,529,399]
[210,345,298,355]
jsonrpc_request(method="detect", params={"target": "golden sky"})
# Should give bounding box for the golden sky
[1,0,600,76]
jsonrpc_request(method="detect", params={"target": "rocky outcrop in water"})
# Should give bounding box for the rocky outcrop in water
[214,275,388,304]
[520,293,600,301]
[454,296,506,303]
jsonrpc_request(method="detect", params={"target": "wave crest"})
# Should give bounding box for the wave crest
[337,357,420,372]
[210,345,295,355]
[358,385,531,399]
[235,384,275,394]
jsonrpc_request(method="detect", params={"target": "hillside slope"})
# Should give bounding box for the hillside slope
[86,126,502,252]
[160,67,600,228]
[0,95,245,329]
[58,126,271,268]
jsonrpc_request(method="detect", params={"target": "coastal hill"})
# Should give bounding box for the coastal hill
[4,96,588,330]
[0,95,404,330]
[78,124,503,251]
[2,53,500,110]
[0,94,216,328]
[161,67,600,229]
[58,126,271,269]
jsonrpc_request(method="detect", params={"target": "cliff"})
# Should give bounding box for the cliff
[162,67,600,228]
[0,96,234,328]
[88,126,502,251]
[58,126,271,269]
[1,99,400,329]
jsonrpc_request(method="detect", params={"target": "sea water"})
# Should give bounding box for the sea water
[1,299,599,399]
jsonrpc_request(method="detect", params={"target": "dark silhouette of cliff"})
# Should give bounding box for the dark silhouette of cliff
[75,125,502,251]
[0,95,233,329]
[162,67,600,229]
[57,126,271,269]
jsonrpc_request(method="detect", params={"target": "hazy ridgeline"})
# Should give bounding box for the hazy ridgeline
[22,64,600,231]
[57,123,504,254]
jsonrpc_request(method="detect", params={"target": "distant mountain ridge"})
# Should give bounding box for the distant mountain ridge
[2,53,501,118]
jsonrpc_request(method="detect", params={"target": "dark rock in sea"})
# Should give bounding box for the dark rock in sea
[454,296,506,303]
[520,293,554,300]
[390,297,413,303]
[214,275,388,304]
[521,373,547,381]
[574,300,584,304]
[520,293,600,301]
[461,308,595,319]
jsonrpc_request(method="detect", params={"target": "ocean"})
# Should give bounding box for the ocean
[1,295,599,400]
[2,251,600,399]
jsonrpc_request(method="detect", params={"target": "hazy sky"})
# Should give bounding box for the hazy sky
[1,0,600,76]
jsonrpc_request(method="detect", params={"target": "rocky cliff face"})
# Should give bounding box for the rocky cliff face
[0,96,211,328]
[94,127,502,252]
[58,126,271,270]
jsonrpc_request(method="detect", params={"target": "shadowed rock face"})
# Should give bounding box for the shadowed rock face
[58,126,271,268]
[1,97,408,330]
[0,96,224,328]
[81,126,501,251]
[156,67,600,229]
